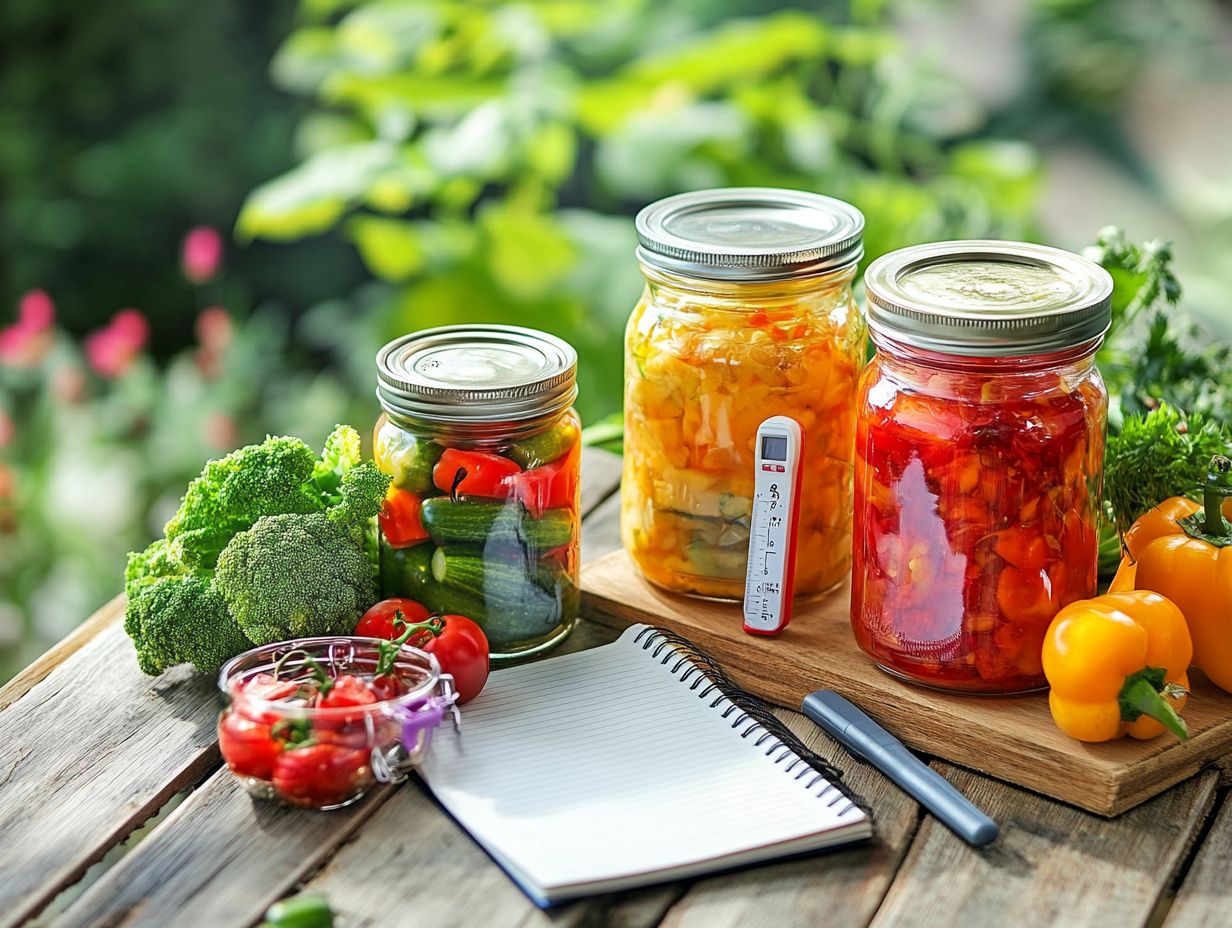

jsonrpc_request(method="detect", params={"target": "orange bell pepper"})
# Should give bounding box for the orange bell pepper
[1109,456,1232,693]
[1042,590,1191,742]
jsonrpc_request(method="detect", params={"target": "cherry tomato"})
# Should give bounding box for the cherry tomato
[379,487,429,548]
[368,674,406,701]
[219,711,282,780]
[272,743,371,808]
[355,598,432,640]
[432,448,519,498]
[419,615,490,705]
[318,674,378,709]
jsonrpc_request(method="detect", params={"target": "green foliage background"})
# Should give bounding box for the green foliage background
[0,0,1229,680]
[237,0,1042,426]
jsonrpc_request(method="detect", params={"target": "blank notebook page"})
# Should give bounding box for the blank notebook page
[418,624,870,902]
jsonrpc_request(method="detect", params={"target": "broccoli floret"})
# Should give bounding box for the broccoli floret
[309,424,363,505]
[214,512,376,645]
[331,462,390,530]
[164,436,324,569]
[125,539,184,598]
[124,574,252,676]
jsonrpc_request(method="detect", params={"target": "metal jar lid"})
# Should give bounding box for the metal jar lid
[376,324,578,425]
[863,240,1113,357]
[635,187,864,281]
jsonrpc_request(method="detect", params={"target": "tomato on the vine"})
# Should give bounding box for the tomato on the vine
[419,615,490,705]
[356,600,490,705]
[355,599,432,640]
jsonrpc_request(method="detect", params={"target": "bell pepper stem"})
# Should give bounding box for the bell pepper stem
[1202,455,1232,536]
[1120,675,1189,741]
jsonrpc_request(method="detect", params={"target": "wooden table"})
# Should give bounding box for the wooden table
[3,447,1230,928]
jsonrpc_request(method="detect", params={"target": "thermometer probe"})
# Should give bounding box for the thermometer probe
[742,415,804,636]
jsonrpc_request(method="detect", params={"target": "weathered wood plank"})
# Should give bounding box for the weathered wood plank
[1162,792,1232,928]
[867,764,1219,928]
[35,452,628,928]
[294,776,683,928]
[0,628,220,928]
[49,771,392,928]
[655,709,920,928]
[0,594,124,711]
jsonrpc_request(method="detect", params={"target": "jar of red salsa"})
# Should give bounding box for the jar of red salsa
[852,242,1113,694]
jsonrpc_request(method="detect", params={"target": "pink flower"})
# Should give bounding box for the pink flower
[194,306,233,379]
[195,306,233,350]
[203,411,238,449]
[85,308,149,378]
[0,289,56,367]
[182,226,223,283]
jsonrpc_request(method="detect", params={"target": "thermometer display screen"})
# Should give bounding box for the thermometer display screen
[761,436,788,461]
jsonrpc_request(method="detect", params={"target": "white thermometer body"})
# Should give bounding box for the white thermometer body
[743,416,804,636]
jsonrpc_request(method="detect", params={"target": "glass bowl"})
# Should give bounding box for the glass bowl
[217,636,457,810]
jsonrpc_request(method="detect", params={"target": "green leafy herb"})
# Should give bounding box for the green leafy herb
[1103,404,1231,536]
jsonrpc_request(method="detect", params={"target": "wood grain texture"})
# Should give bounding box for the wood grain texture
[49,771,392,928]
[1162,792,1232,928]
[296,777,683,928]
[868,765,1218,928]
[582,550,1232,816]
[657,709,920,928]
[0,594,124,711]
[0,625,220,928]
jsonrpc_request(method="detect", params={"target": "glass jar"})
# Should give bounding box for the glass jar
[373,325,581,660]
[851,241,1113,694]
[218,636,454,810]
[622,188,865,599]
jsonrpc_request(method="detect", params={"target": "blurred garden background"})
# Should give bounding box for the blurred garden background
[2,0,1230,680]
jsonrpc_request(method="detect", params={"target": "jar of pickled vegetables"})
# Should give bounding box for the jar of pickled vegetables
[852,241,1113,694]
[374,325,581,660]
[623,188,865,599]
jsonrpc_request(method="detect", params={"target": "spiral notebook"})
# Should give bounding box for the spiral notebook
[418,624,872,906]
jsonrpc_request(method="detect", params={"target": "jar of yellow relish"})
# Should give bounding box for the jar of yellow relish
[622,188,866,599]
[852,242,1112,693]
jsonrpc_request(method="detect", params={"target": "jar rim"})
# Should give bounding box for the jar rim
[864,240,1113,357]
[635,187,864,281]
[376,324,578,426]
[218,635,442,719]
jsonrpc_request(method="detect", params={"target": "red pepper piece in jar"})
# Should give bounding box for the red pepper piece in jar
[503,441,580,518]
[433,448,520,499]
[379,487,429,548]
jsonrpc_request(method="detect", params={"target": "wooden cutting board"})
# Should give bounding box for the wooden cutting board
[581,549,1232,816]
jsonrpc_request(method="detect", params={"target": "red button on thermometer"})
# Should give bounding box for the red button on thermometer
[743,415,804,636]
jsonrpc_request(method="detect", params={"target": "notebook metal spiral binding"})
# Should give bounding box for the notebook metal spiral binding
[633,626,870,821]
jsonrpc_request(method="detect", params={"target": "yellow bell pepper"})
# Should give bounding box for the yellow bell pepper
[1109,455,1232,693]
[1042,590,1191,742]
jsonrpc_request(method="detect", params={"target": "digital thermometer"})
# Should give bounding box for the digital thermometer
[743,415,804,636]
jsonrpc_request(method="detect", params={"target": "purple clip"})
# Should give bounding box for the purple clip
[397,696,449,753]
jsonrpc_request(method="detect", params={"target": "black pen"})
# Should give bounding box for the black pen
[802,689,998,847]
